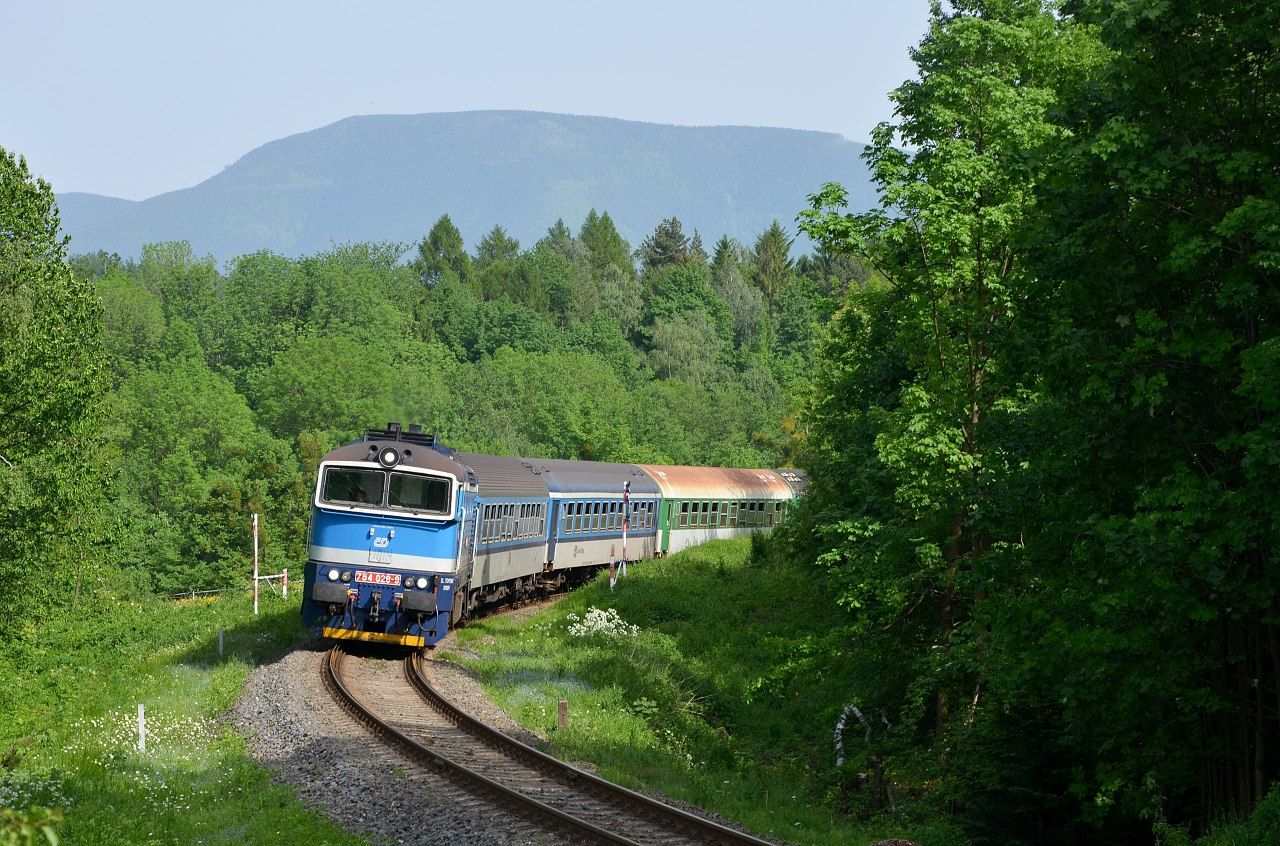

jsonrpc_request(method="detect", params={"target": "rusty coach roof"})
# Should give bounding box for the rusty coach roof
[775,468,808,496]
[636,465,796,500]
[527,458,661,497]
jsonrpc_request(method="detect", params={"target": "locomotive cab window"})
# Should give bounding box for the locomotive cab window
[321,467,384,506]
[388,472,450,515]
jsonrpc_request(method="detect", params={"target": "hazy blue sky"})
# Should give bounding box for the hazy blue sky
[5,1,931,200]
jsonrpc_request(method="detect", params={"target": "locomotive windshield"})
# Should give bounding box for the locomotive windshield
[388,472,450,515]
[321,467,385,506]
[318,465,452,516]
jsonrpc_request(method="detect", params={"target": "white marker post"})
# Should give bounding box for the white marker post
[252,513,260,616]
[137,703,146,754]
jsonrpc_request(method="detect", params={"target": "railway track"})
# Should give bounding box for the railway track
[323,645,777,846]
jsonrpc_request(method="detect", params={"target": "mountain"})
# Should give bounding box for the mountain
[55,111,875,262]
[57,192,138,231]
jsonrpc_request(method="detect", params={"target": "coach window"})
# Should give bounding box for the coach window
[710,501,720,528]
[678,501,689,528]
[610,502,620,530]
[322,467,384,507]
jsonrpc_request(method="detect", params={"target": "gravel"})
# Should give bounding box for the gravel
[229,640,578,846]
[230,597,783,845]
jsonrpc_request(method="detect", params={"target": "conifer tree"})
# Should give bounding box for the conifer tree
[475,225,520,265]
[414,213,471,285]
[636,216,692,272]
[688,230,708,266]
[752,220,793,299]
[578,209,633,276]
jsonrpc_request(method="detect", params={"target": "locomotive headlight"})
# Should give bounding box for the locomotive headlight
[340,570,352,583]
[377,447,400,468]
[327,568,340,582]
[416,576,428,590]
[403,574,413,587]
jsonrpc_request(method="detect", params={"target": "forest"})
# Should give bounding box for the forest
[1,1,1277,844]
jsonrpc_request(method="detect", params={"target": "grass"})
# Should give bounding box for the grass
[0,590,363,846]
[445,538,963,846]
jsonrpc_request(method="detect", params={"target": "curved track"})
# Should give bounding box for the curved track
[323,646,776,846]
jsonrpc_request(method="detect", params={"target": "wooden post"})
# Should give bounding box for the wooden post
[137,703,146,754]
[557,699,569,732]
[282,567,288,599]
[218,626,224,656]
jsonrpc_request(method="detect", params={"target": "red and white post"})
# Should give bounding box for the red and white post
[611,481,631,590]
[621,480,630,580]
[252,513,289,612]
[252,512,260,615]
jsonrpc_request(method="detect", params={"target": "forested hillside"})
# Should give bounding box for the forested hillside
[3,187,852,605]
[55,111,874,261]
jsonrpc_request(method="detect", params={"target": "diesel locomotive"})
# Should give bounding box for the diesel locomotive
[302,424,806,647]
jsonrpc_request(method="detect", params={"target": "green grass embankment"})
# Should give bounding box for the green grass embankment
[446,538,960,846]
[0,592,362,846]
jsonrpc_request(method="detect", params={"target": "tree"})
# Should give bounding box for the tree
[688,230,708,266]
[648,313,720,384]
[414,213,471,286]
[798,1,1098,836]
[475,225,520,265]
[636,216,692,272]
[752,220,794,299]
[0,147,107,634]
[1017,0,1280,827]
[578,209,633,276]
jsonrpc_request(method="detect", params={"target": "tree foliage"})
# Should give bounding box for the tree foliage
[795,0,1280,841]
[0,148,107,636]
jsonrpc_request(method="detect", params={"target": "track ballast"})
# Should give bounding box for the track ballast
[323,645,777,846]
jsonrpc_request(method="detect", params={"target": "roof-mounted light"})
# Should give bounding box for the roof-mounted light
[377,446,400,468]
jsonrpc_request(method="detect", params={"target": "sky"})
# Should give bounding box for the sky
[4,1,931,200]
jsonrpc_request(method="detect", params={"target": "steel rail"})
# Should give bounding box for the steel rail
[322,646,644,846]
[407,651,777,846]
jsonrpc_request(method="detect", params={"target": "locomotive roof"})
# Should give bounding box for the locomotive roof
[321,438,467,478]
[636,465,797,500]
[452,451,552,500]
[524,458,662,497]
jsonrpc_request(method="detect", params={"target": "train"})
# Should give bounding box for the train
[302,423,807,648]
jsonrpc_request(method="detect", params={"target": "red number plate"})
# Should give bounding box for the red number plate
[354,570,401,586]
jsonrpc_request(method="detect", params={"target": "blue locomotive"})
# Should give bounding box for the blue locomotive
[302,423,806,647]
